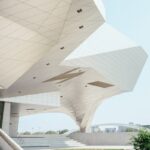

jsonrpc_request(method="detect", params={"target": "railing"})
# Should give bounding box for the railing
[0,129,23,150]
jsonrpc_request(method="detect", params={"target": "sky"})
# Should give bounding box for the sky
[18,0,150,132]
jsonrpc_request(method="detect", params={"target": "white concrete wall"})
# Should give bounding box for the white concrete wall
[69,132,137,146]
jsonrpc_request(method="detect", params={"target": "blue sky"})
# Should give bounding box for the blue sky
[19,0,150,132]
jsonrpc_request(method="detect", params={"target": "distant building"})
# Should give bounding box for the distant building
[105,128,117,133]
[91,123,144,133]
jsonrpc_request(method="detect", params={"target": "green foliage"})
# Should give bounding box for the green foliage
[58,129,69,134]
[19,129,69,135]
[131,129,150,150]
[45,130,57,134]
[33,131,44,135]
[22,131,31,135]
[125,127,138,132]
[143,125,150,129]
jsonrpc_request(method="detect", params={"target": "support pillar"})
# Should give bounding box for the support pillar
[0,102,19,137]
[9,115,19,137]
[80,127,86,132]
[2,102,11,135]
[80,126,91,133]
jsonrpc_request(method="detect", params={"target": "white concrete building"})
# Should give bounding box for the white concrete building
[0,0,147,137]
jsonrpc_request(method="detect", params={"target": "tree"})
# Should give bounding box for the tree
[58,129,69,134]
[33,131,44,135]
[22,131,31,135]
[45,130,57,134]
[125,128,138,132]
[131,129,150,150]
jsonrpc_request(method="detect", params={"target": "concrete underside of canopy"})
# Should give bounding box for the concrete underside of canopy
[0,0,148,133]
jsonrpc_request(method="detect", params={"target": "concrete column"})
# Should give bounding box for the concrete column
[2,102,11,135]
[80,127,86,132]
[80,126,91,133]
[9,115,19,137]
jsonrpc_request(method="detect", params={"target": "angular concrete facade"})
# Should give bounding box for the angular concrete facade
[0,0,148,135]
